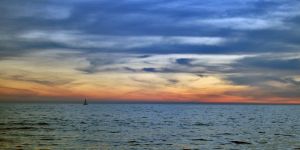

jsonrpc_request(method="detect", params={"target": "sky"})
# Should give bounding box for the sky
[0,0,300,103]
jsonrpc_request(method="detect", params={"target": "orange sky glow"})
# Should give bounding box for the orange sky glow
[0,51,299,104]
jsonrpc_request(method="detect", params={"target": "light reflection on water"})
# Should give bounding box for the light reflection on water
[0,103,299,149]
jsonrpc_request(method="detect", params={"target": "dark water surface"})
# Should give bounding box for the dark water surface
[0,103,299,149]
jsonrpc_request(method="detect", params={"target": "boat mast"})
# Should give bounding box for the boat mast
[84,98,87,105]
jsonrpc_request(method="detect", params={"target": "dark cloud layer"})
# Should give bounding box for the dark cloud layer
[1,0,300,55]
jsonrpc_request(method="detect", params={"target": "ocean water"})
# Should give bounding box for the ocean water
[0,103,299,150]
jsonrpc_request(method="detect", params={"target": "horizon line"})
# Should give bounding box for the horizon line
[0,100,299,105]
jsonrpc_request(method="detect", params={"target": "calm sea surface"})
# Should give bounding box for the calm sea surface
[0,103,299,149]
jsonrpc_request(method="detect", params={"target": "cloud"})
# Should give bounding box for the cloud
[1,0,300,56]
[190,17,285,30]
[0,1,71,20]
[18,30,227,50]
[221,53,300,99]
[142,68,156,72]
[0,50,85,86]
[77,53,251,74]
[225,76,300,99]
[176,58,193,66]
[230,53,300,73]
[8,75,73,86]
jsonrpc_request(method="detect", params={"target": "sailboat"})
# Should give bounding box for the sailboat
[83,98,88,105]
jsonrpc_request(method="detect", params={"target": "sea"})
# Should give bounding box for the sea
[0,103,299,149]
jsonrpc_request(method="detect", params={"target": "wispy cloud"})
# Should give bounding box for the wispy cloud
[76,53,252,74]
[18,30,227,50]
[189,17,285,30]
